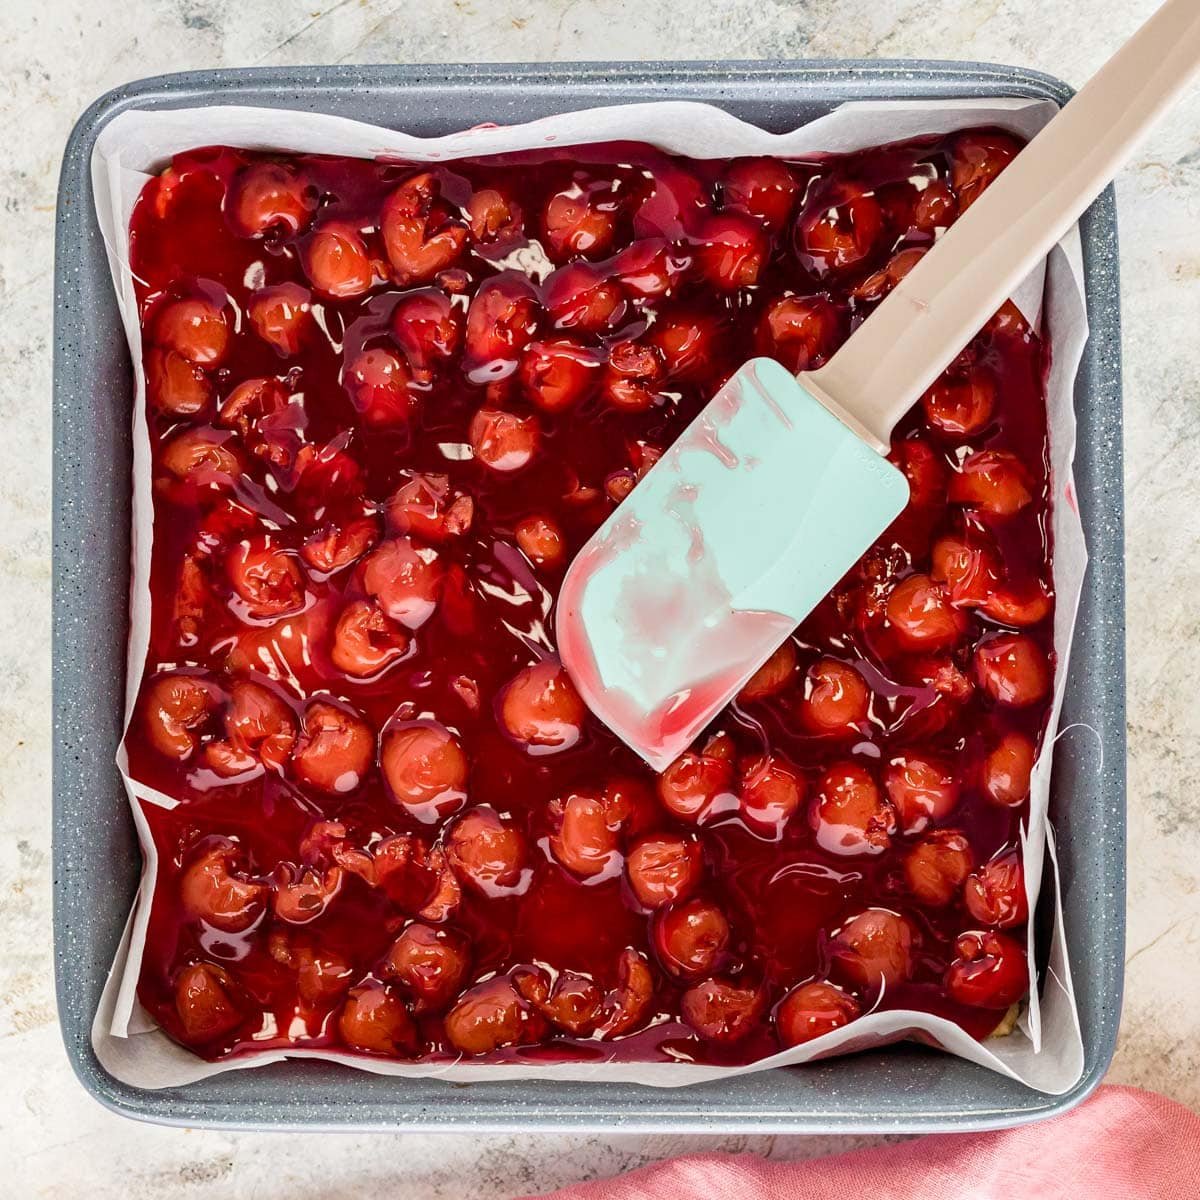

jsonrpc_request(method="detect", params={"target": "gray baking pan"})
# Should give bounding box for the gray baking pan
[52,60,1126,1133]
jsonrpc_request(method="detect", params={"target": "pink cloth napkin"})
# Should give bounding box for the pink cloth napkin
[526,1086,1199,1199]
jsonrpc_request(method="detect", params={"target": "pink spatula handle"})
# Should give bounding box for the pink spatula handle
[805,0,1200,452]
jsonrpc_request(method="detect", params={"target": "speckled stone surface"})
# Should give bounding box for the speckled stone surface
[5,0,1199,1194]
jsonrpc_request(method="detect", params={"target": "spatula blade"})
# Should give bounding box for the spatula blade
[556,357,909,771]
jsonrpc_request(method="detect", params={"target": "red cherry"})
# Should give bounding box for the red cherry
[216,376,289,437]
[515,513,565,567]
[381,172,468,284]
[464,275,540,377]
[180,841,267,932]
[797,183,883,275]
[739,753,805,831]
[247,282,314,356]
[444,976,547,1054]
[810,762,896,856]
[979,579,1053,628]
[798,657,870,735]
[343,347,419,428]
[885,573,967,651]
[602,339,664,412]
[519,339,599,413]
[543,263,625,332]
[612,238,681,300]
[946,930,1028,1009]
[656,750,735,824]
[652,897,730,980]
[467,187,524,244]
[153,295,230,365]
[757,294,839,372]
[884,753,961,834]
[161,428,243,485]
[776,980,861,1047]
[721,158,797,230]
[301,516,378,575]
[446,807,527,896]
[272,862,343,924]
[330,599,411,678]
[228,162,315,236]
[226,536,305,619]
[949,450,1035,515]
[904,829,974,906]
[987,300,1033,341]
[965,848,1029,928]
[681,977,766,1042]
[890,438,948,509]
[205,680,296,776]
[142,672,220,759]
[695,213,767,289]
[950,131,1022,210]
[385,473,474,544]
[469,407,540,472]
[625,833,703,909]
[914,180,957,231]
[594,948,656,1038]
[931,531,1001,608]
[303,222,374,298]
[338,983,418,1056]
[175,963,243,1044]
[981,730,1036,806]
[852,247,927,302]
[362,536,443,630]
[384,923,470,1013]
[547,790,622,878]
[291,699,373,793]
[829,908,916,990]
[542,181,618,261]
[515,967,603,1036]
[381,722,468,820]
[649,312,724,382]
[269,933,353,1007]
[145,347,212,416]
[390,289,463,374]
[498,659,586,753]
[292,443,365,518]
[922,367,996,436]
[975,634,1051,707]
[737,640,797,702]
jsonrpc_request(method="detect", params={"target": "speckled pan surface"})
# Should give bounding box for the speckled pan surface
[51,60,1126,1133]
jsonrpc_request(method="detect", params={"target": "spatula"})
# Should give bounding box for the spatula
[557,0,1200,771]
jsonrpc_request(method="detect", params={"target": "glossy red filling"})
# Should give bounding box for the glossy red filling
[126,128,1052,1065]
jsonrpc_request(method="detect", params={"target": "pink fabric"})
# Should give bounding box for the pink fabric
[526,1086,1199,1200]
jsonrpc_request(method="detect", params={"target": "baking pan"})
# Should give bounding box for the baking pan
[52,60,1126,1132]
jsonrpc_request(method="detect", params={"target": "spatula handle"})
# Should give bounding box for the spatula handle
[804,0,1200,451]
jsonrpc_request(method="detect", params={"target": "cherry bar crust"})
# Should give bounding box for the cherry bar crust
[126,129,1053,1066]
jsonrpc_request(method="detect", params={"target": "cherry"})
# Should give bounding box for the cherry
[602,339,664,412]
[179,841,267,932]
[975,634,1051,707]
[949,450,1035,516]
[721,158,797,230]
[145,347,212,416]
[776,980,861,1047]
[175,962,244,1044]
[386,473,474,543]
[519,338,599,413]
[418,846,463,924]
[547,790,622,878]
[922,366,996,436]
[292,442,365,517]
[515,514,565,568]
[884,753,961,834]
[695,213,767,289]
[381,722,468,820]
[542,180,618,261]
[914,180,957,231]
[469,407,540,472]
[594,948,656,1038]
[205,679,296,776]
[797,657,870,735]
[384,923,470,1013]
[737,639,797,702]
[330,599,411,678]
[652,897,730,981]
[757,294,839,372]
[247,282,314,356]
[945,930,1028,1009]
[890,437,948,509]
[657,749,735,824]
[390,288,463,376]
[613,238,681,300]
[853,247,926,303]
[216,376,289,437]
[904,829,974,907]
[444,976,547,1054]
[272,863,343,924]
[885,573,967,651]
[381,172,468,284]
[362,536,443,630]
[446,806,527,896]
[982,730,1036,806]
[625,833,703,909]
[681,977,766,1042]
[980,579,1053,628]
[467,187,523,244]
[161,428,242,484]
[931,531,1001,608]
[829,908,916,991]
[797,183,884,275]
[226,536,304,619]
[268,933,353,1007]
[338,983,418,1056]
[516,967,603,1036]
[543,263,625,332]
[228,162,315,236]
[950,131,1022,210]
[965,848,1028,928]
[301,516,378,574]
[153,295,230,365]
[143,672,219,759]
[303,222,374,298]
[291,699,373,793]
[343,347,419,428]
[650,311,724,382]
[498,659,586,753]
[810,762,896,857]
[463,275,540,376]
[739,753,805,831]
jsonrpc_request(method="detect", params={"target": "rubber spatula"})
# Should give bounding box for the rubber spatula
[557,0,1200,771]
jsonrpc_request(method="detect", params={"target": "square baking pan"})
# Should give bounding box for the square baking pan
[52,60,1126,1133]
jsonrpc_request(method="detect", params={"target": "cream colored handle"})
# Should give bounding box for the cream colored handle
[805,0,1200,451]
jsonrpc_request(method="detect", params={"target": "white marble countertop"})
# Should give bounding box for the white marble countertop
[3,0,1198,1193]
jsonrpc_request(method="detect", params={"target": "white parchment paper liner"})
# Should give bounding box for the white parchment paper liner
[89,98,1087,1092]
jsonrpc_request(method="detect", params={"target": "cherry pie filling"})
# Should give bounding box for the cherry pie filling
[126,128,1053,1064]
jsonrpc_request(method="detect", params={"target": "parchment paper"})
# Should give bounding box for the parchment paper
[89,97,1087,1092]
